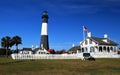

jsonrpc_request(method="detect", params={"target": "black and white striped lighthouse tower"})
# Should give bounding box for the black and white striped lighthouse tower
[40,11,49,50]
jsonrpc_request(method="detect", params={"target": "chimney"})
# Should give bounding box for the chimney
[87,32,91,37]
[103,34,109,43]
[104,34,108,38]
[72,44,75,47]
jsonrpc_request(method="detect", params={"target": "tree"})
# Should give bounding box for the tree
[12,36,22,53]
[9,38,15,48]
[55,49,67,54]
[1,36,11,57]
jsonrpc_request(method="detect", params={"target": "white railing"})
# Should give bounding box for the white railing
[11,53,120,60]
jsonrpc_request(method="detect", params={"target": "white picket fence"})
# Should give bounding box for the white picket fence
[11,52,120,60]
[11,54,82,60]
[91,52,120,58]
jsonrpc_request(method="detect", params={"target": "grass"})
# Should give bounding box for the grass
[0,57,120,75]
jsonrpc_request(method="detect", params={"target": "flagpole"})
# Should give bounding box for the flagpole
[83,26,85,40]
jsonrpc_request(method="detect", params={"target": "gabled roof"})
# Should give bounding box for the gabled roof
[88,37,118,46]
[21,48,33,51]
[69,46,81,52]
[34,48,40,52]
[34,48,49,52]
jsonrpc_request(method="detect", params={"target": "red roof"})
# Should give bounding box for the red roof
[62,52,68,54]
[48,49,54,53]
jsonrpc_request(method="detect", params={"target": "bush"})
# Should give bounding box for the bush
[0,48,6,55]
[0,48,12,56]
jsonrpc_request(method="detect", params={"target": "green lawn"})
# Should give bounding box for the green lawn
[0,57,120,75]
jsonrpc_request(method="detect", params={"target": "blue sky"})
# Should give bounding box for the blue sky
[0,0,120,50]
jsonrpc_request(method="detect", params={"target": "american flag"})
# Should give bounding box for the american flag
[83,26,89,33]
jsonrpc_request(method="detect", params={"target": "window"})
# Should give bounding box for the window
[110,47,113,50]
[107,47,110,52]
[99,46,102,52]
[85,47,88,52]
[103,46,106,50]
[82,48,84,52]
[85,40,88,45]
[89,39,92,44]
[103,46,106,51]
[90,47,94,52]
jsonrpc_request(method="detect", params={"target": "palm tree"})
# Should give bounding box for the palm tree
[12,36,22,53]
[9,39,15,48]
[1,36,11,57]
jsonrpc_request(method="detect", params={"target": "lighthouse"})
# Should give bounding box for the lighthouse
[40,11,49,50]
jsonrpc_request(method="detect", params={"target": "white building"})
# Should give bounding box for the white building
[34,48,50,54]
[80,32,118,53]
[19,48,33,55]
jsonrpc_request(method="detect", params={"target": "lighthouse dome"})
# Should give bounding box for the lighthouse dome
[42,11,48,19]
[43,11,48,15]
